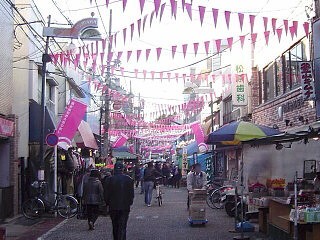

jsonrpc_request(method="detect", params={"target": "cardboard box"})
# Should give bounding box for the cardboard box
[189,189,207,201]
[189,204,206,220]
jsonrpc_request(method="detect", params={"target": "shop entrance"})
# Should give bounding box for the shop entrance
[0,139,13,220]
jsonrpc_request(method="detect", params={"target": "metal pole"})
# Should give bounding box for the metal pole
[293,171,298,240]
[210,101,215,179]
[104,9,112,158]
[53,145,57,217]
[39,15,51,181]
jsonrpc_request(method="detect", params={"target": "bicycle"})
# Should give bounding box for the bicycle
[155,177,163,206]
[22,181,78,219]
[206,185,234,209]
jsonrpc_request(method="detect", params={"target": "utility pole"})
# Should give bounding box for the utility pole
[39,15,51,181]
[315,0,320,18]
[104,9,112,159]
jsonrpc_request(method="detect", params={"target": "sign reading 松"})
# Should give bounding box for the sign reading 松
[232,64,248,106]
[299,61,315,101]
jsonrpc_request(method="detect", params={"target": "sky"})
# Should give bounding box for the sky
[34,0,312,117]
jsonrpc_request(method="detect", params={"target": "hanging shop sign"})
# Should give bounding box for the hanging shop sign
[0,117,14,137]
[299,61,315,101]
[312,19,320,117]
[232,64,248,106]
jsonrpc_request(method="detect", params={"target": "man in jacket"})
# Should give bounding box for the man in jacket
[104,162,134,240]
[186,163,207,209]
[83,169,104,230]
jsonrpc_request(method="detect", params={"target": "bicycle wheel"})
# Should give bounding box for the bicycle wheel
[211,190,224,209]
[158,193,162,207]
[57,195,78,219]
[206,192,216,209]
[22,198,45,219]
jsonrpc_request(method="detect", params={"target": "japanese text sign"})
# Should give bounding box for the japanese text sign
[232,64,248,106]
[299,61,315,101]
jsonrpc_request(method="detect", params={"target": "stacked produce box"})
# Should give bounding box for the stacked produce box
[189,189,207,223]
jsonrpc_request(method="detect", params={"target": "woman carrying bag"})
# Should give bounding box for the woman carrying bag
[83,169,104,230]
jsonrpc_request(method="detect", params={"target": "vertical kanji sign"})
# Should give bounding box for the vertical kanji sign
[299,61,315,101]
[232,64,248,106]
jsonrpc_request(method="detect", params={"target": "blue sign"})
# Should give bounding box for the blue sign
[46,133,59,146]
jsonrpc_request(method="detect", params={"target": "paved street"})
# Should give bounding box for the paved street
[40,187,267,240]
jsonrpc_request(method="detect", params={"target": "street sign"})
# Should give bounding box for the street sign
[46,133,59,147]
[112,101,123,111]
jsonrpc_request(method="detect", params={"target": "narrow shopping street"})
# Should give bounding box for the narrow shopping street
[40,187,265,240]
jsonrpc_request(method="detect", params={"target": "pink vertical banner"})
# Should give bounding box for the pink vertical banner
[190,121,205,144]
[55,99,87,147]
[112,133,128,148]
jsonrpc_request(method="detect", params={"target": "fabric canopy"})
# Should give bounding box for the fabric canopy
[207,121,281,145]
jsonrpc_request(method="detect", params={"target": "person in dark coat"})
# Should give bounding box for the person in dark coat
[83,169,104,230]
[104,161,134,240]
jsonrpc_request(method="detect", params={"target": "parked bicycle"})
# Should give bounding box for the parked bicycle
[22,181,78,219]
[155,177,163,206]
[206,185,234,209]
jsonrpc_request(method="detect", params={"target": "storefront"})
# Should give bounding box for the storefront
[0,116,16,220]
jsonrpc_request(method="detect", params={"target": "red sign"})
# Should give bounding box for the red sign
[0,117,14,137]
[46,133,59,147]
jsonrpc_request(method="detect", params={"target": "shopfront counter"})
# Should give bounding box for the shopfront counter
[269,198,320,240]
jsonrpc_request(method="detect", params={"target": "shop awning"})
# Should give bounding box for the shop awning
[29,100,56,143]
[112,151,138,161]
[74,120,98,149]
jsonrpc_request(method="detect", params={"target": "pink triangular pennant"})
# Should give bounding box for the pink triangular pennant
[127,50,132,62]
[139,0,145,14]
[146,49,151,61]
[239,35,246,49]
[151,71,155,80]
[117,51,123,60]
[122,0,127,12]
[199,6,206,26]
[175,73,179,82]
[283,19,288,35]
[276,28,283,42]
[263,17,268,31]
[225,11,231,29]
[156,47,162,61]
[172,45,177,59]
[182,44,188,58]
[249,15,255,33]
[212,8,219,28]
[137,50,142,62]
[227,37,233,50]
[143,15,148,31]
[289,26,295,40]
[150,11,155,27]
[137,19,141,36]
[154,0,161,16]
[170,0,177,18]
[238,13,244,31]
[185,3,192,20]
[100,52,105,63]
[130,23,134,41]
[120,67,124,76]
[193,42,199,56]
[293,21,298,36]
[123,28,127,45]
[167,72,171,81]
[159,72,163,81]
[251,33,257,49]
[271,18,277,35]
[182,0,185,12]
[101,38,107,52]
[303,22,310,37]
[264,31,270,45]
[160,3,166,22]
[204,41,210,55]
[134,69,139,78]
[215,39,221,52]
[143,70,147,79]
[106,0,109,8]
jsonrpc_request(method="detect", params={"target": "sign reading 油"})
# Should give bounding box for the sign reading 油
[232,64,248,106]
[299,61,315,101]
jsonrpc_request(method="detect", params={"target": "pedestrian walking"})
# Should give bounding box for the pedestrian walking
[134,163,141,188]
[104,162,134,240]
[140,164,145,194]
[172,166,182,188]
[162,163,171,186]
[83,169,104,230]
[186,163,207,209]
[143,161,162,207]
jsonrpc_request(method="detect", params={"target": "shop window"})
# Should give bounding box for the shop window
[283,40,307,92]
[263,62,276,102]
[223,96,232,124]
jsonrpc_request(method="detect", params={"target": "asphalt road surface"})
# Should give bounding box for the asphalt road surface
[40,186,267,240]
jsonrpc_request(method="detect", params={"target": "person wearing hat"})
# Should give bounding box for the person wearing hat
[83,169,104,230]
[186,163,207,209]
[104,161,134,240]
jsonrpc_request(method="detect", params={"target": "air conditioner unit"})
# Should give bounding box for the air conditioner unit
[232,107,247,121]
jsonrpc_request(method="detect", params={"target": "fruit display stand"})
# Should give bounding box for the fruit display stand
[188,189,208,225]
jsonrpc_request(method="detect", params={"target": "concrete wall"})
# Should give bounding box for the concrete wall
[243,140,320,189]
